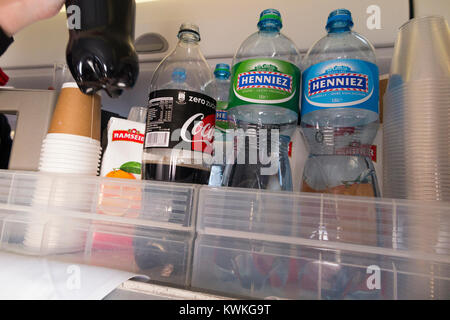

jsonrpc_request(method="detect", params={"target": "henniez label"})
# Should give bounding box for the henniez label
[145,89,216,155]
[228,58,301,113]
[301,59,379,116]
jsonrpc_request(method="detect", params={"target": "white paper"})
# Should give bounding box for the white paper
[0,252,148,300]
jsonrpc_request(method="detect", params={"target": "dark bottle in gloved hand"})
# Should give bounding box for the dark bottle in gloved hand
[65,0,139,98]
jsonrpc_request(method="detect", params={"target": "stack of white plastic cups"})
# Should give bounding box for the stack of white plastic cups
[383,16,450,201]
[24,82,102,254]
[39,133,102,175]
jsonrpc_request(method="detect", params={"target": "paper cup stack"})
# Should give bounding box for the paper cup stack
[39,82,102,175]
[383,16,450,201]
[24,82,102,254]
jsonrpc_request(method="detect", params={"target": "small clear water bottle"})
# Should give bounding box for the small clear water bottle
[163,68,193,90]
[300,9,380,196]
[205,64,232,186]
[224,9,302,191]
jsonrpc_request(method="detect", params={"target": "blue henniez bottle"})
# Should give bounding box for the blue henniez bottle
[205,64,232,187]
[300,9,380,197]
[223,9,301,191]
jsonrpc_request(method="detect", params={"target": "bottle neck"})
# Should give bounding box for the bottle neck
[328,27,351,34]
[327,21,352,34]
[215,75,230,81]
[178,31,200,45]
[259,26,281,35]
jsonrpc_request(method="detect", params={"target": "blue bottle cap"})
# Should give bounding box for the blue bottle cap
[172,68,187,82]
[258,8,283,30]
[326,9,354,32]
[214,63,231,79]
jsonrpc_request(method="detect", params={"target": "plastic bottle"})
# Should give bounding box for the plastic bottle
[65,0,139,98]
[300,9,380,196]
[224,9,301,191]
[205,64,231,186]
[163,68,193,90]
[135,25,215,278]
[142,23,216,185]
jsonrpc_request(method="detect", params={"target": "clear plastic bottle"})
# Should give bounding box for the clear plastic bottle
[224,9,301,191]
[300,9,380,196]
[142,23,216,184]
[205,64,231,187]
[163,68,193,90]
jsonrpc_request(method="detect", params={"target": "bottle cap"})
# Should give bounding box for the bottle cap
[172,68,187,82]
[326,9,354,32]
[127,106,148,123]
[178,23,200,39]
[214,63,231,79]
[258,9,283,30]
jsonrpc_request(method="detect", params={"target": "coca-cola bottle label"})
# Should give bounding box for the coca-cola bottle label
[145,89,216,155]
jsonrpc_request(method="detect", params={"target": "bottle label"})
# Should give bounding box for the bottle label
[301,59,379,116]
[228,58,301,113]
[145,89,216,155]
[215,101,229,132]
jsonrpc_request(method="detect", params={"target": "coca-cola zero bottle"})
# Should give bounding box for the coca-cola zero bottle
[142,23,216,184]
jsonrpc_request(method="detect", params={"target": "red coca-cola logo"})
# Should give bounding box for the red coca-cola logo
[180,113,215,154]
[112,129,145,144]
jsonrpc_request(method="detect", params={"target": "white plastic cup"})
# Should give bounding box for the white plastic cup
[45,133,101,146]
[41,144,102,156]
[39,150,101,162]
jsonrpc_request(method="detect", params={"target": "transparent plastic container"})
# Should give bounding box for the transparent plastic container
[1,170,449,299]
[192,186,450,299]
[0,170,197,287]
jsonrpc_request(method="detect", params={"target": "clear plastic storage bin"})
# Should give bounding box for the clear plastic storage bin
[192,187,450,299]
[1,170,449,299]
[0,170,197,287]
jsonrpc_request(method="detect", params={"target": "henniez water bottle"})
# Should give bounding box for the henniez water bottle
[142,23,216,185]
[205,64,232,187]
[300,9,380,196]
[223,9,301,191]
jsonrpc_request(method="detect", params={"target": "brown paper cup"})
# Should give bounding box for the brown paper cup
[48,83,101,141]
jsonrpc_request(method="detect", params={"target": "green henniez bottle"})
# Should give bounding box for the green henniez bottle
[223,9,301,191]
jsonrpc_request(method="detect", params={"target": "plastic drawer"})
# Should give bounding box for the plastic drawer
[0,170,197,287]
[192,187,450,299]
